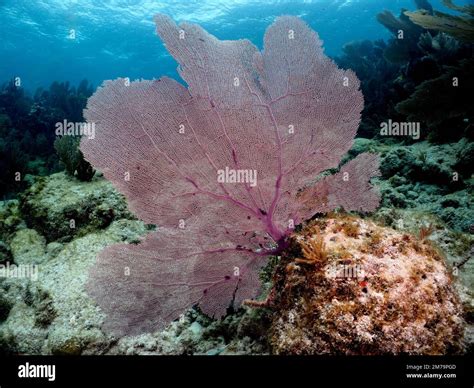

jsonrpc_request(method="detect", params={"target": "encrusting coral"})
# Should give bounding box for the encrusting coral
[269,216,465,355]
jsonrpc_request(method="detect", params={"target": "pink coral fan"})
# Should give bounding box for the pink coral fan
[80,14,380,336]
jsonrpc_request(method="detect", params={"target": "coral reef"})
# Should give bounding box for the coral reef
[405,1,474,43]
[0,79,94,198]
[376,9,424,63]
[10,229,48,265]
[0,3,472,356]
[269,217,465,355]
[336,40,400,138]
[418,31,461,62]
[0,219,149,355]
[0,173,271,354]
[19,173,135,242]
[336,0,473,142]
[0,170,471,355]
[396,58,473,142]
[54,136,95,181]
[350,137,473,232]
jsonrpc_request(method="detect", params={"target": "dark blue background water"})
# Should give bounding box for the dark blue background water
[0,0,471,91]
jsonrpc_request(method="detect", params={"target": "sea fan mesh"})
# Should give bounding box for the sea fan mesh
[81,15,380,335]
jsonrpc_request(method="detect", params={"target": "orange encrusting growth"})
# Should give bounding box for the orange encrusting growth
[269,215,465,355]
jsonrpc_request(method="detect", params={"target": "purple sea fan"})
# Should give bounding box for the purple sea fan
[80,14,380,336]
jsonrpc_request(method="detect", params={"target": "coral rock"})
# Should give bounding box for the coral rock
[270,217,465,355]
[19,172,133,242]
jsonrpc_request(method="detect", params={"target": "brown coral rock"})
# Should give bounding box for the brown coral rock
[270,217,465,355]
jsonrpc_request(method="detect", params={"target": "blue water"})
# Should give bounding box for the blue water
[0,0,471,91]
